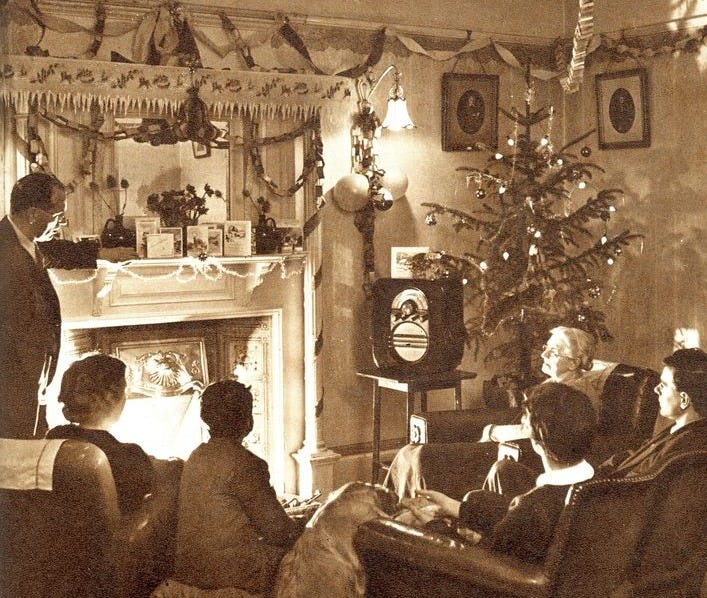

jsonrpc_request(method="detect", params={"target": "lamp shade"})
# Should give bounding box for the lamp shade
[333,173,371,212]
[382,98,414,131]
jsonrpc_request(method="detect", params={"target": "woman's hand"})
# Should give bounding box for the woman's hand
[415,490,461,518]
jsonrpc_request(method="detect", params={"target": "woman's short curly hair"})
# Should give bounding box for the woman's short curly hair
[200,380,254,438]
[524,381,597,465]
[550,326,597,371]
[58,354,126,425]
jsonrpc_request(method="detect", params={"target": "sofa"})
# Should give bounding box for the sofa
[0,438,181,598]
[403,363,662,498]
[355,449,707,597]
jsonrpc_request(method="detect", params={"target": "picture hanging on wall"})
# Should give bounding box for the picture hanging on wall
[442,73,499,152]
[595,68,650,150]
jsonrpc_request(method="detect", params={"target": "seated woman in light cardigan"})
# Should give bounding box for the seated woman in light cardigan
[387,326,617,499]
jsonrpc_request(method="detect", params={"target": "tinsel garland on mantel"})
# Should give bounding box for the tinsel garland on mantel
[0,55,356,118]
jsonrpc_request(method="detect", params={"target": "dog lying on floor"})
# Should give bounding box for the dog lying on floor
[271,481,399,598]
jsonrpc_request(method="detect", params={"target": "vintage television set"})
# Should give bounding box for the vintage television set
[371,278,466,375]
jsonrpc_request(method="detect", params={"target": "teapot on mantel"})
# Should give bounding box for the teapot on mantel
[254,213,280,254]
[101,213,136,248]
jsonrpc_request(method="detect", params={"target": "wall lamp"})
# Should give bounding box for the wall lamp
[333,65,415,293]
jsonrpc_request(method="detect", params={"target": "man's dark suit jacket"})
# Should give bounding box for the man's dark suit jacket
[0,216,97,438]
[599,417,707,476]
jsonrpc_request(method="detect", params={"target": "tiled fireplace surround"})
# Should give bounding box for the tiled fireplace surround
[50,256,336,497]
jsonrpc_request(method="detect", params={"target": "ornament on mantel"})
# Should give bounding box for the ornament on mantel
[581,146,592,157]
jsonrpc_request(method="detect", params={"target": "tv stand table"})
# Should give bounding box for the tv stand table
[356,368,477,484]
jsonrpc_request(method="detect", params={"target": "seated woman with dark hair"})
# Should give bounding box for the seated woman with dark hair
[46,354,155,515]
[415,382,597,563]
[168,380,305,597]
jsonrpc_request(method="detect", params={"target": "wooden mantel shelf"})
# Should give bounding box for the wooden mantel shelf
[51,253,308,327]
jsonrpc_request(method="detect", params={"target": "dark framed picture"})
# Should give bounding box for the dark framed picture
[442,73,499,152]
[192,141,211,159]
[595,68,650,150]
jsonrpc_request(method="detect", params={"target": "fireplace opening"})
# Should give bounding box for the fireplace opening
[59,316,277,463]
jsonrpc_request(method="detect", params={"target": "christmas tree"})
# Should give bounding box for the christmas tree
[412,70,641,390]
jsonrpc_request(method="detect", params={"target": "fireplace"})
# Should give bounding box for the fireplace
[50,257,308,494]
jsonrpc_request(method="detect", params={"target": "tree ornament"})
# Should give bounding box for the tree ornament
[371,188,394,211]
[380,168,409,200]
[475,188,486,199]
[580,145,592,157]
[333,173,370,212]
[425,213,437,226]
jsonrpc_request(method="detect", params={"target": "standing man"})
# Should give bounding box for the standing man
[0,172,98,438]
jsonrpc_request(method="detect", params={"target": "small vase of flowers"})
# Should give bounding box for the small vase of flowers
[147,183,222,227]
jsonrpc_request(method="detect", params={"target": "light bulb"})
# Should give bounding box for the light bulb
[494,152,503,160]
[540,136,549,147]
[502,251,510,261]
[607,257,615,265]
[578,180,587,189]
[507,137,515,147]
[498,185,506,194]
[479,261,488,271]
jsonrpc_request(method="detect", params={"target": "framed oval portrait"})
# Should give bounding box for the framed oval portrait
[442,73,499,152]
[595,68,650,150]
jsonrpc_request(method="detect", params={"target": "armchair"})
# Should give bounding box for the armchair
[356,450,707,597]
[404,363,662,498]
[0,438,181,598]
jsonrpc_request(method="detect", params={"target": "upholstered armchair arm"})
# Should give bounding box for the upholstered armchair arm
[355,518,549,598]
[112,458,183,597]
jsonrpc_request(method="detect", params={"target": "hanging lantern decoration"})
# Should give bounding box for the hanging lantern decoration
[333,173,371,212]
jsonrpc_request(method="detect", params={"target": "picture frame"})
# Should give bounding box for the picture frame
[223,220,252,257]
[134,216,161,258]
[113,337,209,398]
[442,73,499,152]
[192,141,211,159]
[185,224,210,257]
[391,246,430,278]
[276,226,304,253]
[595,68,650,150]
[160,226,183,257]
[207,225,224,257]
[145,233,175,259]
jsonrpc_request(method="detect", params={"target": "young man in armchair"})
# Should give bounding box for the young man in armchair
[413,382,597,563]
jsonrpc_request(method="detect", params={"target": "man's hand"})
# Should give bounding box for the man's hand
[415,489,461,518]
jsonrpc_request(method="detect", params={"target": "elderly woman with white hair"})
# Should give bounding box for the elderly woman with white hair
[479,325,615,445]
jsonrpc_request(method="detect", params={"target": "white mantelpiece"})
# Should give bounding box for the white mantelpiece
[50,255,339,496]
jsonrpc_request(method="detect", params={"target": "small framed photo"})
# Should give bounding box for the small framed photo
[595,68,650,150]
[134,216,161,258]
[207,226,223,257]
[185,225,210,257]
[160,227,183,257]
[145,233,175,259]
[223,220,252,256]
[192,141,211,159]
[442,73,499,151]
[391,246,429,278]
[276,226,303,253]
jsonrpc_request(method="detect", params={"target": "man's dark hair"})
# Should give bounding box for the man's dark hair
[10,172,64,214]
[524,382,597,465]
[664,348,707,417]
[200,380,254,438]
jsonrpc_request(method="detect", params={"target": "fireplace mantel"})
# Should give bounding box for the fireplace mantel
[49,252,338,496]
[51,254,308,326]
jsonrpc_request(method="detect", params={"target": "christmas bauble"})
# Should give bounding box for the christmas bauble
[371,188,394,211]
[580,146,592,157]
[333,174,370,212]
[380,169,409,200]
[475,188,486,199]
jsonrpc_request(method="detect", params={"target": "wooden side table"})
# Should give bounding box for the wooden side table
[356,368,477,484]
